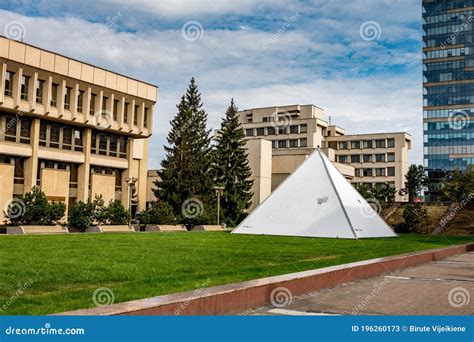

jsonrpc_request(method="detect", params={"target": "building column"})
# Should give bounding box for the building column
[77,128,92,201]
[137,139,148,211]
[0,62,6,105]
[12,66,22,108]
[121,137,134,206]
[23,118,40,192]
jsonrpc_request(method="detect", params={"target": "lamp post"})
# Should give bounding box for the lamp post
[213,186,225,226]
[125,177,137,229]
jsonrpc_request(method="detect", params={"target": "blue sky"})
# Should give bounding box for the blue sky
[0,0,423,167]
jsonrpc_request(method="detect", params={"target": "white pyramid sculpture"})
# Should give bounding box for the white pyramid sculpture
[232,149,396,239]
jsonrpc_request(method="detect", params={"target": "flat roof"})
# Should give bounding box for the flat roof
[0,35,158,89]
[239,104,325,112]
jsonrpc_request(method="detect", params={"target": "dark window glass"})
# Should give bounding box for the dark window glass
[51,83,58,107]
[36,80,44,104]
[77,90,84,113]
[299,124,307,133]
[134,105,139,125]
[387,138,395,148]
[245,128,253,137]
[289,139,298,148]
[290,125,298,134]
[99,134,107,155]
[299,138,307,147]
[74,130,83,152]
[90,94,96,115]
[63,126,72,149]
[363,140,373,148]
[256,127,265,136]
[267,127,275,135]
[351,154,361,163]
[50,124,60,148]
[109,135,118,157]
[4,71,13,96]
[278,140,287,148]
[21,76,30,100]
[5,115,17,142]
[387,167,395,177]
[64,87,72,110]
[113,100,119,121]
[375,139,386,148]
[124,103,129,123]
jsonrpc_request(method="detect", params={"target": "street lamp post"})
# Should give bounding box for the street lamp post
[213,186,225,226]
[125,177,137,229]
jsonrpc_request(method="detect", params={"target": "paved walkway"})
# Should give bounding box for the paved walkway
[243,252,474,315]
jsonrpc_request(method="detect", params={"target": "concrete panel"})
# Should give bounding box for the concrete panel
[40,51,55,71]
[93,68,106,87]
[68,59,82,79]
[38,148,85,164]
[0,164,15,223]
[147,85,157,102]
[246,139,272,211]
[8,41,25,63]
[0,37,9,58]
[90,155,128,169]
[81,64,94,83]
[54,55,69,75]
[116,75,128,93]
[127,79,138,95]
[25,46,41,68]
[105,71,117,89]
[133,138,144,160]
[41,168,70,204]
[0,142,32,157]
[90,173,116,204]
[137,82,147,99]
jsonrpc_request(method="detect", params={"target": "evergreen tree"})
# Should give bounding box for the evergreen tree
[213,99,254,226]
[154,78,214,223]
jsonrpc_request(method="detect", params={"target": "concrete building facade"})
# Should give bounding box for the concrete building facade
[0,36,157,222]
[239,105,411,209]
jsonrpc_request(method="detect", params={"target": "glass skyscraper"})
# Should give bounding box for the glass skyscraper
[423,0,474,201]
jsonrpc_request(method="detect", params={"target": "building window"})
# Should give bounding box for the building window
[119,137,127,158]
[363,168,373,177]
[267,127,275,135]
[64,87,72,110]
[39,122,47,146]
[351,154,361,163]
[363,140,373,148]
[144,107,149,128]
[19,118,30,144]
[62,126,72,150]
[256,127,265,136]
[355,168,361,177]
[36,79,44,104]
[351,141,360,149]
[50,124,60,148]
[278,140,287,148]
[278,126,287,135]
[387,138,395,148]
[263,117,269,122]
[375,139,385,148]
[375,168,386,177]
[339,155,349,163]
[74,130,83,152]
[290,125,299,134]
[134,105,139,126]
[77,90,84,113]
[4,71,13,97]
[271,140,277,149]
[245,128,254,137]
[13,157,25,184]
[21,75,30,100]
[124,103,129,123]
[4,114,17,142]
[113,100,119,121]
[299,138,307,147]
[375,153,386,162]
[90,130,128,159]
[90,94,96,115]
[387,167,395,177]
[387,153,395,162]
[38,121,83,152]
[289,139,298,148]
[51,83,58,107]
[109,135,118,157]
[363,154,373,163]
[299,124,307,133]
[338,141,348,149]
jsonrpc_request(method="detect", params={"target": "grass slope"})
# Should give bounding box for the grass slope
[0,232,471,315]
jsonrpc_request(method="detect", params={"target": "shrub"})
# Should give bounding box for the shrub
[68,201,94,232]
[106,200,130,225]
[137,201,175,225]
[399,203,427,233]
[5,186,65,226]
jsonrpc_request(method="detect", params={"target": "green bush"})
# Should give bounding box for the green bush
[137,201,175,225]
[68,201,94,232]
[398,203,427,233]
[5,187,65,226]
[106,200,130,225]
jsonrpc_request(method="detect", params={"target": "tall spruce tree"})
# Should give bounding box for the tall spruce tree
[154,79,214,223]
[213,99,254,226]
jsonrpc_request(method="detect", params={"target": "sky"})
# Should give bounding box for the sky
[0,0,423,168]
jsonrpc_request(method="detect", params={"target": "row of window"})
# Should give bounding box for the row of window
[270,138,307,149]
[39,121,83,152]
[245,124,308,137]
[425,121,473,131]
[424,23,474,36]
[354,167,396,178]
[91,131,128,159]
[424,47,471,60]
[4,71,150,128]
[0,113,31,144]
[423,11,472,25]
[334,138,395,150]
[338,153,396,164]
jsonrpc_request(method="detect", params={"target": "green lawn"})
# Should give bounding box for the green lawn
[0,232,471,315]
